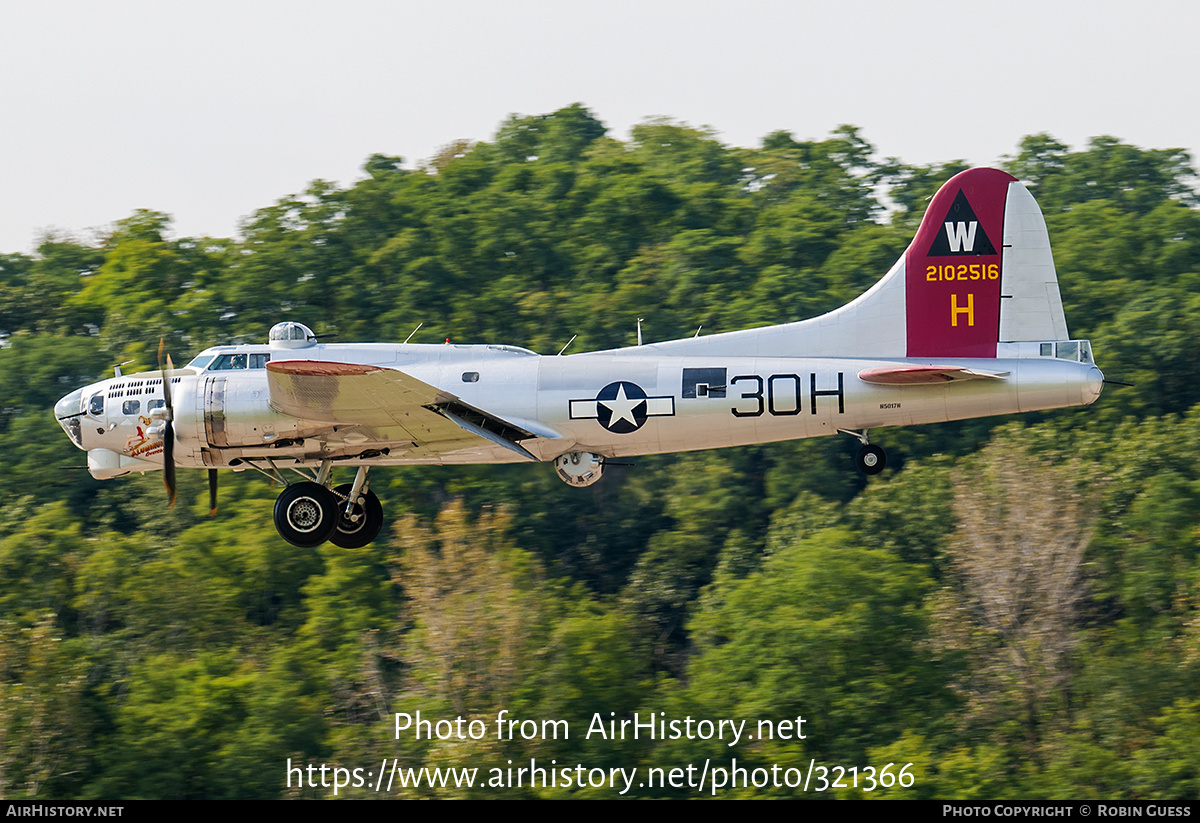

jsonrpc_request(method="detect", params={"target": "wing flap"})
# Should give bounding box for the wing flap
[857,365,1010,385]
[437,407,537,461]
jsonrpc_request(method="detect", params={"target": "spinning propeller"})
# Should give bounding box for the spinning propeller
[157,339,218,514]
[158,339,176,507]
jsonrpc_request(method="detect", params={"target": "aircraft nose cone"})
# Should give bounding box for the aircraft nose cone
[55,388,82,417]
[1084,366,1104,405]
[55,388,85,448]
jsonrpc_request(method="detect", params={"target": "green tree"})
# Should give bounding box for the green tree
[683,528,944,770]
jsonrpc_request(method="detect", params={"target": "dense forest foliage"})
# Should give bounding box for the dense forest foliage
[2,104,1199,798]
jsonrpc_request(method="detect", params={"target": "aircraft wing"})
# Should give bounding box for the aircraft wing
[266,360,539,461]
[857,365,1010,385]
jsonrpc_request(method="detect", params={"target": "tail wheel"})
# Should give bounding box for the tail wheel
[274,482,339,547]
[329,483,384,548]
[856,444,887,475]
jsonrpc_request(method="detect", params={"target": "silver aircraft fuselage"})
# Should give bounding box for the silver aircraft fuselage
[56,339,1103,478]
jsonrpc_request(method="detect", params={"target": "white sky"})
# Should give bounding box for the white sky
[1,0,1196,254]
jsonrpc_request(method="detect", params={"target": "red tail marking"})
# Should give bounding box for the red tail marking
[906,168,1015,357]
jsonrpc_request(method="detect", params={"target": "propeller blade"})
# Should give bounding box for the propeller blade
[209,469,218,516]
[162,355,174,414]
[163,421,176,508]
[159,339,177,507]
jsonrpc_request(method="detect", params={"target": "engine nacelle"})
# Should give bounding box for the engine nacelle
[554,452,604,487]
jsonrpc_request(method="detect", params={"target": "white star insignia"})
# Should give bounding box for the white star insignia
[600,384,642,428]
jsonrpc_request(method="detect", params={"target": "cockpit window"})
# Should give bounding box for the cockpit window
[210,353,248,370]
[122,400,141,415]
[187,354,215,370]
[88,393,104,416]
[208,353,269,370]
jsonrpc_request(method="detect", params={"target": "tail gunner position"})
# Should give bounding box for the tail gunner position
[56,168,1105,548]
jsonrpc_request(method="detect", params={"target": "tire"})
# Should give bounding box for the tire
[329,483,384,548]
[856,444,887,475]
[274,482,339,548]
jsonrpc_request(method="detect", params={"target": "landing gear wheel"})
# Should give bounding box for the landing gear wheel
[856,444,886,475]
[329,483,384,548]
[274,482,339,548]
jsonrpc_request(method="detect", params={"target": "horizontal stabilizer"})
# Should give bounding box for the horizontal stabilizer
[857,365,1010,385]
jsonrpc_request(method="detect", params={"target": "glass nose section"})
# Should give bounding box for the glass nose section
[55,388,86,448]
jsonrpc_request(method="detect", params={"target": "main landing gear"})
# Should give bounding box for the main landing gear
[257,462,384,548]
[840,429,887,476]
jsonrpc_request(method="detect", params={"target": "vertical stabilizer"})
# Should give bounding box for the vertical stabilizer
[622,167,1071,359]
[904,168,1070,356]
[905,168,1013,357]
